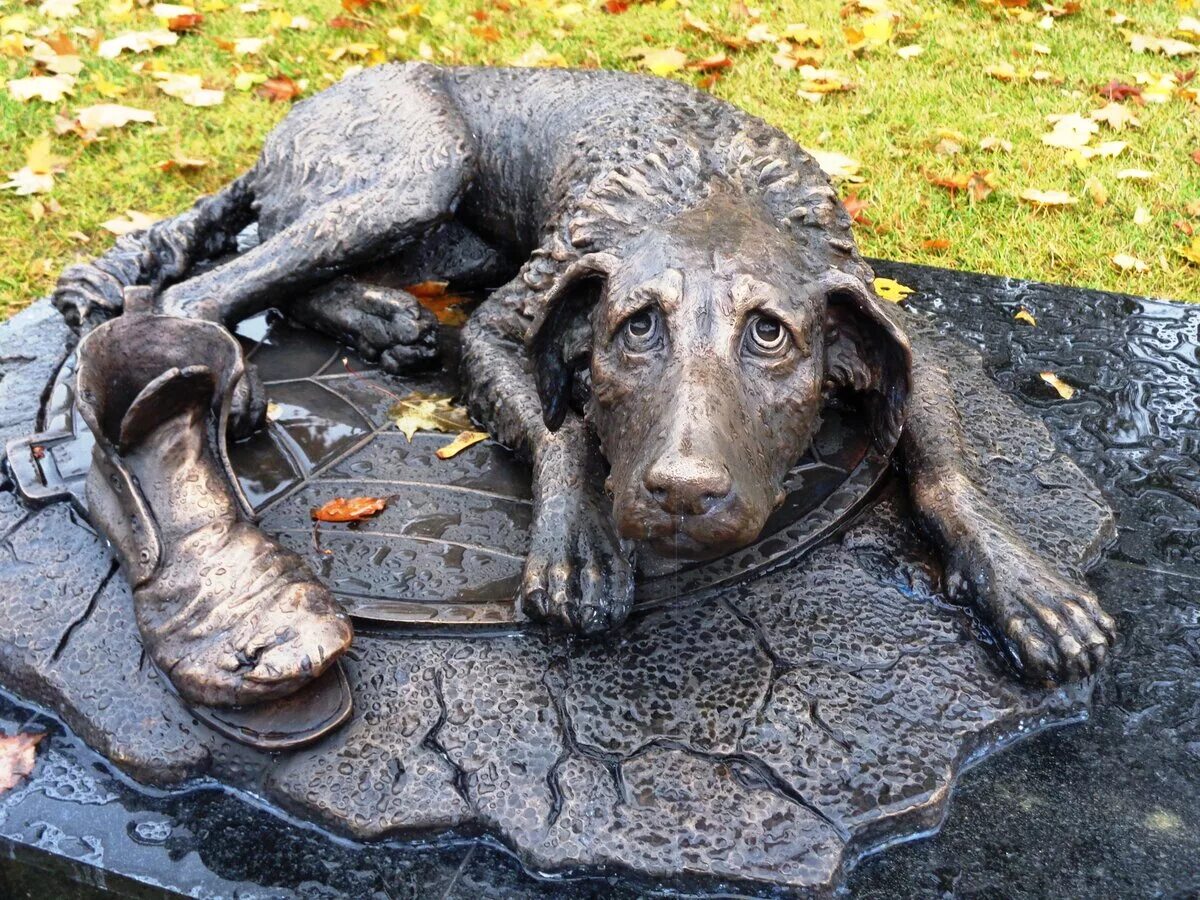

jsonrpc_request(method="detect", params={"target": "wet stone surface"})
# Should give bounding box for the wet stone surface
[0,260,1195,897]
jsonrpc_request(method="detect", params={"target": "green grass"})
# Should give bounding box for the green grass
[2,0,1198,319]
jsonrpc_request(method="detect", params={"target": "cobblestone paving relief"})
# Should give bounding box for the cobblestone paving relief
[0,267,1126,892]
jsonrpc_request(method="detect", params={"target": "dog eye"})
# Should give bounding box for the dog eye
[746,314,790,355]
[622,309,660,350]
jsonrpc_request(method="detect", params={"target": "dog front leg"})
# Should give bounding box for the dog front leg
[902,361,1115,685]
[462,284,634,635]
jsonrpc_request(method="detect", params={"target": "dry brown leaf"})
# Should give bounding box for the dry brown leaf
[1039,372,1076,399]
[157,155,210,171]
[255,74,301,102]
[387,393,472,440]
[0,732,43,794]
[436,431,488,459]
[311,495,388,523]
[980,135,1013,153]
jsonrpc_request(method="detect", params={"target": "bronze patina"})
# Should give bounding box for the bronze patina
[50,64,1113,729]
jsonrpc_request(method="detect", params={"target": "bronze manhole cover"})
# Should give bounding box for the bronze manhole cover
[13,311,892,630]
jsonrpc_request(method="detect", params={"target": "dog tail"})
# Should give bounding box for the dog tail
[52,172,257,332]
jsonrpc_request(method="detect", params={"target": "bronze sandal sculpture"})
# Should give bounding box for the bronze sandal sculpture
[52,65,1114,739]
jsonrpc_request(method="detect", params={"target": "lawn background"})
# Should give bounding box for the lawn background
[1,0,1198,319]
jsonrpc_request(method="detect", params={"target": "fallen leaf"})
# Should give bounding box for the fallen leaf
[803,148,861,180]
[38,0,80,19]
[628,46,688,76]
[687,53,732,73]
[215,35,268,55]
[1019,188,1078,207]
[387,393,473,440]
[166,12,202,30]
[404,281,470,325]
[311,495,388,522]
[1014,309,1037,325]
[436,431,488,459]
[1039,371,1076,399]
[98,29,178,58]
[1176,236,1200,265]
[152,3,196,17]
[510,41,566,67]
[1133,206,1151,227]
[921,238,951,250]
[1129,33,1198,57]
[896,44,922,58]
[255,74,301,101]
[873,277,914,303]
[8,74,75,102]
[1192,149,1200,165]
[1116,168,1155,180]
[1111,252,1148,271]
[1086,178,1109,207]
[925,169,995,203]
[1042,113,1099,149]
[795,66,855,96]
[154,72,224,106]
[1092,102,1141,130]
[1097,80,1142,102]
[157,155,209,171]
[1,135,65,195]
[0,732,43,793]
[980,135,1013,153]
[986,61,1018,82]
[74,103,155,136]
[844,12,895,54]
[1078,140,1127,159]
[101,210,160,235]
[842,191,870,223]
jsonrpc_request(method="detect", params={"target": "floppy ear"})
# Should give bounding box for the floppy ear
[822,273,912,451]
[527,252,619,432]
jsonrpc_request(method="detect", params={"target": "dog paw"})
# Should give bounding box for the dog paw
[519,491,634,636]
[957,547,1116,686]
[229,361,268,439]
[292,281,440,374]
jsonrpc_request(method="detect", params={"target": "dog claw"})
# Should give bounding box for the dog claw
[964,544,1115,686]
[519,489,633,636]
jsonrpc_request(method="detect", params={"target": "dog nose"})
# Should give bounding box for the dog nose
[643,456,733,516]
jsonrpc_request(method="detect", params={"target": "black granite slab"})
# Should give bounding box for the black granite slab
[0,259,1195,898]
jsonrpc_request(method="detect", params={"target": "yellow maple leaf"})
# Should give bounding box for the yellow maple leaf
[802,147,862,180]
[387,393,473,441]
[1177,237,1200,265]
[1014,309,1037,326]
[873,277,914,303]
[628,46,688,76]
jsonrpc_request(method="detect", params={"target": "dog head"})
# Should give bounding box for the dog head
[530,190,910,560]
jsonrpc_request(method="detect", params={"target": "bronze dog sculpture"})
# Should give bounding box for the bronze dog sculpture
[54,64,1114,710]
